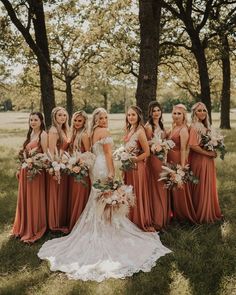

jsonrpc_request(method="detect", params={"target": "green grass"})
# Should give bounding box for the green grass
[0,116,236,295]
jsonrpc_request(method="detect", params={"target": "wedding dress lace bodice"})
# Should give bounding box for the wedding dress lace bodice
[38,136,171,282]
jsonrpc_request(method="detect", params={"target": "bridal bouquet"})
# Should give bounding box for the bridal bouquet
[65,151,95,185]
[150,137,175,162]
[18,147,47,181]
[93,179,135,223]
[113,146,137,171]
[200,129,227,160]
[158,163,199,190]
[45,149,69,184]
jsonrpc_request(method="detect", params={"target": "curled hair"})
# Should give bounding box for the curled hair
[125,105,144,133]
[172,104,188,127]
[50,106,69,145]
[70,110,89,151]
[90,107,107,143]
[147,101,164,132]
[23,112,46,150]
[191,102,210,129]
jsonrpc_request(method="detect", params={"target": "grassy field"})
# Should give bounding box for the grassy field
[0,111,236,295]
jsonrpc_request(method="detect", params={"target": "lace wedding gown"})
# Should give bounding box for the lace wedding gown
[38,137,171,282]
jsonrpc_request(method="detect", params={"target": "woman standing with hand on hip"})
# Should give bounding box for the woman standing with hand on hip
[145,101,170,231]
[167,104,196,223]
[189,102,222,223]
[67,111,91,231]
[47,106,70,233]
[123,105,154,232]
[12,112,47,243]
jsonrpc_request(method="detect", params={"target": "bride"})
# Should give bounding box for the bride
[38,107,171,282]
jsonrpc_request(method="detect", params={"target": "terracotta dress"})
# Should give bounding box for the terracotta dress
[124,131,154,232]
[67,144,90,231]
[47,140,69,233]
[167,128,197,223]
[147,129,170,230]
[12,141,47,243]
[189,126,222,223]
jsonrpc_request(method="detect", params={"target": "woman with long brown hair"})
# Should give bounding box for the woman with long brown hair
[145,101,170,230]
[12,112,47,243]
[123,105,154,231]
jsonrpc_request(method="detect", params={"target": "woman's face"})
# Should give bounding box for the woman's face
[73,115,85,130]
[30,114,41,130]
[195,105,207,121]
[127,108,138,126]
[172,107,184,124]
[56,109,67,125]
[98,112,108,128]
[152,106,162,120]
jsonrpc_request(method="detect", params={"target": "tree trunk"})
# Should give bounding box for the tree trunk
[31,0,55,127]
[219,34,231,129]
[1,0,55,127]
[190,34,212,122]
[136,0,161,121]
[65,77,73,120]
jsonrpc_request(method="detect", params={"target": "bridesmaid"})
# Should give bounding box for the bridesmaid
[47,106,70,233]
[145,101,170,231]
[167,104,196,223]
[123,105,154,232]
[189,102,222,223]
[12,112,47,243]
[68,111,91,231]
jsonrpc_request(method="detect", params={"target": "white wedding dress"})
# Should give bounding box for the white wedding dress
[38,137,171,282]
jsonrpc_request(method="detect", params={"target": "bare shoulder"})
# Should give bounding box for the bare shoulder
[40,130,48,139]
[144,122,152,132]
[49,126,58,134]
[136,126,146,138]
[97,128,111,139]
[180,126,189,136]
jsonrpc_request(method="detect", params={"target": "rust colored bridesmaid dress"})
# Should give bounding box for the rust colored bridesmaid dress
[167,128,197,223]
[12,141,47,243]
[147,130,170,230]
[189,126,222,223]
[67,144,90,231]
[124,130,154,232]
[47,140,70,233]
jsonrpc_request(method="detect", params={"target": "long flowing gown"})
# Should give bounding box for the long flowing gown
[47,139,69,233]
[147,129,170,230]
[12,141,47,243]
[167,128,197,223]
[189,125,222,223]
[38,137,171,282]
[123,131,154,231]
[67,144,90,231]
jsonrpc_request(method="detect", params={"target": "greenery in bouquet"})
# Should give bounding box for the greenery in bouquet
[150,137,175,162]
[113,145,137,171]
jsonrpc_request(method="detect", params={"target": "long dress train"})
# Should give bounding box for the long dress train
[38,137,171,282]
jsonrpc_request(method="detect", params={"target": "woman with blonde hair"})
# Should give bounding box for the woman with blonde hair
[47,106,70,233]
[167,104,196,223]
[189,102,222,223]
[67,110,91,231]
[123,105,154,231]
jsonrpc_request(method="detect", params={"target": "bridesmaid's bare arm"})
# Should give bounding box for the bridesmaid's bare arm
[40,131,48,153]
[133,129,150,162]
[48,127,58,155]
[144,123,152,141]
[81,133,90,152]
[179,127,189,167]
[190,145,216,158]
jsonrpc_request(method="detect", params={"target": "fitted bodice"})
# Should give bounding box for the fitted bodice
[90,137,113,182]
[124,131,142,156]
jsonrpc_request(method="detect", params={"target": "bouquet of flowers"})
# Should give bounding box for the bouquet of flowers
[18,147,47,181]
[113,145,137,171]
[200,129,227,160]
[45,149,69,184]
[150,137,175,162]
[65,151,95,186]
[158,163,199,190]
[93,179,135,223]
